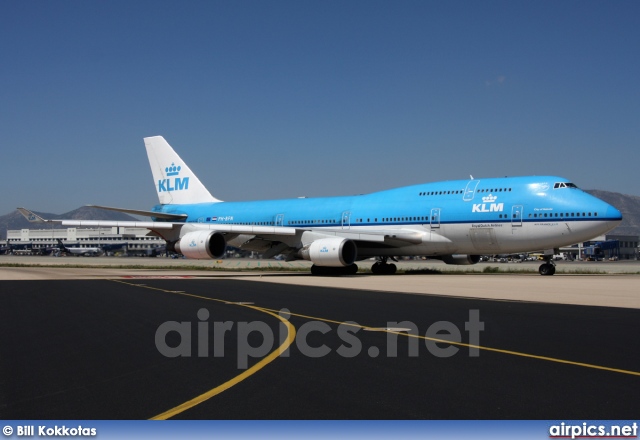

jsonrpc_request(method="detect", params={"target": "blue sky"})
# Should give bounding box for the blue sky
[2,1,639,215]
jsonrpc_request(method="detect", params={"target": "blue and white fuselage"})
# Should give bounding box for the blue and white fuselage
[21,136,622,276]
[150,172,621,269]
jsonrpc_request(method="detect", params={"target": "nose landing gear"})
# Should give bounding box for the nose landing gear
[538,255,556,276]
[539,263,556,275]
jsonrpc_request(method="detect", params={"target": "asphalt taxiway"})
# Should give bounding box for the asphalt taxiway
[0,264,638,419]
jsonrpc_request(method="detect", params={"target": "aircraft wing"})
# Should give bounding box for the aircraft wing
[316,228,426,244]
[17,208,298,236]
[18,207,425,249]
[57,220,300,236]
[59,220,176,229]
[17,208,177,230]
[81,206,428,244]
[86,205,188,220]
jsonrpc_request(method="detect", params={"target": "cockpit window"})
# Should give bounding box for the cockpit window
[554,182,579,189]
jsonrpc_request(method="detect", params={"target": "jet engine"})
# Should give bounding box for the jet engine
[440,254,481,265]
[175,231,227,259]
[299,238,357,267]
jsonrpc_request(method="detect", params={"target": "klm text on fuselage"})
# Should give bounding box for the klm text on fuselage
[472,202,504,213]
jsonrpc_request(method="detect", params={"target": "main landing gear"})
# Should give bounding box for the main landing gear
[371,257,397,275]
[538,258,556,276]
[311,264,358,276]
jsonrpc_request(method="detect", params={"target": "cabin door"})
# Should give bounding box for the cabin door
[463,180,480,201]
[430,208,441,229]
[341,211,351,230]
[511,205,523,227]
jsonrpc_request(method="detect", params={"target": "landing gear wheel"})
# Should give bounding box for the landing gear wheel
[311,264,358,276]
[371,261,397,275]
[539,263,556,276]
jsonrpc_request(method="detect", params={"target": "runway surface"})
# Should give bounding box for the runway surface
[1,272,639,419]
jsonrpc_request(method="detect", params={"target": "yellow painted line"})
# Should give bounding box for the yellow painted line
[109,280,297,420]
[151,306,296,420]
[256,306,640,378]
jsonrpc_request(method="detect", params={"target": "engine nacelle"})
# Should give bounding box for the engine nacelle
[299,238,357,267]
[175,231,226,259]
[440,254,481,265]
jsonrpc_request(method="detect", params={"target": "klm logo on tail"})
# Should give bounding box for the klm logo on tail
[158,163,190,193]
[472,194,504,213]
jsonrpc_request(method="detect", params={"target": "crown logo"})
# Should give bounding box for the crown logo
[165,163,181,177]
[482,194,497,203]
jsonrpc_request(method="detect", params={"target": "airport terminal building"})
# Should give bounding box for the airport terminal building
[4,227,166,256]
[592,234,639,260]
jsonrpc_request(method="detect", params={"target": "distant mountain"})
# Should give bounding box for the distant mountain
[0,207,137,240]
[585,190,640,237]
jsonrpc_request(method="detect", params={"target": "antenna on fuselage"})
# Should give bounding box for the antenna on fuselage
[470,174,474,180]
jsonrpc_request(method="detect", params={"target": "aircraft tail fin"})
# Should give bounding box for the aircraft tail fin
[17,208,49,223]
[144,136,222,205]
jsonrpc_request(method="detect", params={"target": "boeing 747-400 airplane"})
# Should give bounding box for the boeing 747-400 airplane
[20,136,622,275]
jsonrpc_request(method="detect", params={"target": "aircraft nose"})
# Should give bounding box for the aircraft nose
[605,204,623,222]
